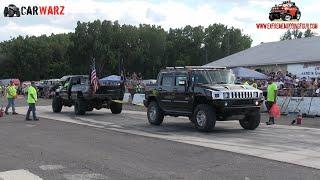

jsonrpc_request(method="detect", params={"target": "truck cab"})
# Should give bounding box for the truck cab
[144,66,264,132]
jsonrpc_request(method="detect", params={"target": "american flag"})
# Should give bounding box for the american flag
[91,58,99,93]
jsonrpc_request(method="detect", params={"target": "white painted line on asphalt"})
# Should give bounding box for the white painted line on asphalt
[0,169,43,180]
[63,173,106,180]
[26,124,36,127]
[76,117,123,128]
[39,165,64,170]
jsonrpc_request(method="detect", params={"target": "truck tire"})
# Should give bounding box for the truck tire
[52,97,63,113]
[239,110,260,130]
[269,14,275,21]
[193,104,216,132]
[4,7,8,17]
[147,101,164,125]
[74,98,86,115]
[87,107,94,112]
[16,10,20,17]
[8,9,14,17]
[281,14,292,21]
[110,102,122,114]
[296,11,301,20]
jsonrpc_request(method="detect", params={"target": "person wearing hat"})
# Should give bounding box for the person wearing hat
[26,82,39,121]
[5,81,18,115]
[266,77,278,125]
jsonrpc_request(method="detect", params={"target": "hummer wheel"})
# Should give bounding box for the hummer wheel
[147,101,164,125]
[239,110,260,130]
[193,104,216,132]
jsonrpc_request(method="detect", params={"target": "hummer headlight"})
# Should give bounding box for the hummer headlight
[212,93,220,99]
[259,92,263,98]
[223,92,230,99]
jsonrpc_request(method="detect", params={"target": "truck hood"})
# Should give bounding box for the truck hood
[199,84,256,91]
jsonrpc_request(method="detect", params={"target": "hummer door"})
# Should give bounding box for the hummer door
[173,74,192,113]
[158,74,175,111]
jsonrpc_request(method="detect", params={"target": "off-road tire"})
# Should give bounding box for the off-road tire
[296,11,301,20]
[8,9,14,17]
[74,98,86,115]
[52,97,63,113]
[110,102,122,114]
[269,14,275,21]
[239,110,261,130]
[193,104,216,132]
[4,7,8,17]
[147,101,164,125]
[16,10,20,17]
[281,13,292,21]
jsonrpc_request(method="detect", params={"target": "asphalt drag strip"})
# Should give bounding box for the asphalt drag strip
[15,106,320,170]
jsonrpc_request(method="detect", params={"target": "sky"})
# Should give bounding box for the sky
[0,0,319,46]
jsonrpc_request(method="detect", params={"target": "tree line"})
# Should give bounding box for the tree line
[0,20,253,81]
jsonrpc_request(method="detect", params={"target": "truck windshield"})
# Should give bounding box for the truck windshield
[192,70,235,84]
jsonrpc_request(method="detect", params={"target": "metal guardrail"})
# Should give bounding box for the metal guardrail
[277,88,319,97]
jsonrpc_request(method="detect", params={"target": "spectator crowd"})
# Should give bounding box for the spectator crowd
[241,71,320,97]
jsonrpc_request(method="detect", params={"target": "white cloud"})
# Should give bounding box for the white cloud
[0,22,71,39]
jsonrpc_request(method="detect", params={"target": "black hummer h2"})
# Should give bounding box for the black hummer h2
[144,66,263,132]
[52,75,124,115]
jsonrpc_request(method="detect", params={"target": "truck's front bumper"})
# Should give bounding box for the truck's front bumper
[214,99,262,120]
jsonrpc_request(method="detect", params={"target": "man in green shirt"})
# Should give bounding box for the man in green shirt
[266,77,278,125]
[5,81,18,115]
[26,82,39,121]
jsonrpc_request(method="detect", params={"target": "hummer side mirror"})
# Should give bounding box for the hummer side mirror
[178,80,186,86]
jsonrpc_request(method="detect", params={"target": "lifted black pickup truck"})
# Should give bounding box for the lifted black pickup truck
[144,66,264,132]
[52,75,124,115]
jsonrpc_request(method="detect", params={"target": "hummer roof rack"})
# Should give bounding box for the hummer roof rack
[185,66,226,69]
[165,66,226,70]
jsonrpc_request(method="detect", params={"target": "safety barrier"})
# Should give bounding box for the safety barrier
[277,96,320,116]
[122,93,132,103]
[131,93,145,106]
[125,93,320,116]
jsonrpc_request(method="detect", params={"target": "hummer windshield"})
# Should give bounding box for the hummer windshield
[192,70,235,84]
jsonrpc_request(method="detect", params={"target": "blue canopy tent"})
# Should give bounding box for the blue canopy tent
[232,67,268,80]
[99,75,122,85]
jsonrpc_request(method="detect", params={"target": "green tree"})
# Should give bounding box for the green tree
[280,29,316,41]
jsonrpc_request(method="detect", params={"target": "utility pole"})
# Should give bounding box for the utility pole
[201,43,208,65]
[205,48,208,64]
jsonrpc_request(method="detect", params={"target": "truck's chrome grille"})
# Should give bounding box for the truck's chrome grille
[229,91,256,99]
